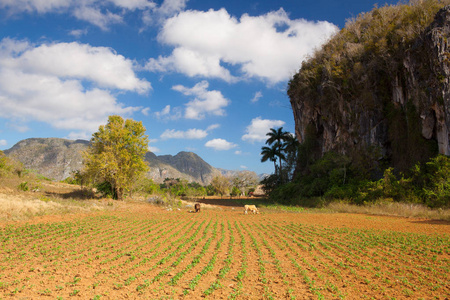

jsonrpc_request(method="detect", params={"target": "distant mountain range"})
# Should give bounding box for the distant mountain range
[3,138,244,184]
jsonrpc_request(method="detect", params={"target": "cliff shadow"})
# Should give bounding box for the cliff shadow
[409,219,450,226]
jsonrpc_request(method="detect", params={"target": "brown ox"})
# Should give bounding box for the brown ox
[244,204,259,214]
[194,203,201,213]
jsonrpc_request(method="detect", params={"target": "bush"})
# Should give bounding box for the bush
[18,182,29,192]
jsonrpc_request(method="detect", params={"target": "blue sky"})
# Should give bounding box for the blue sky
[0,0,399,175]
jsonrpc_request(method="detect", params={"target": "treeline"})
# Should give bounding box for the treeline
[267,151,449,208]
[66,172,259,200]
[132,174,258,199]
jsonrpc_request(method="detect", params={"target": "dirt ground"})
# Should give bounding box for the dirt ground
[1,198,449,299]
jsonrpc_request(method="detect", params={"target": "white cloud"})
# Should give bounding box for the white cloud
[142,0,187,26]
[172,81,230,120]
[157,0,187,17]
[73,5,123,30]
[7,122,29,133]
[148,145,160,153]
[0,38,147,135]
[109,0,156,10]
[146,47,235,82]
[0,139,7,147]
[0,0,157,30]
[251,91,263,103]
[148,138,160,153]
[141,107,150,116]
[147,8,338,83]
[0,0,72,14]
[242,117,285,143]
[154,105,182,121]
[66,131,91,141]
[160,128,208,140]
[69,28,88,38]
[240,165,247,169]
[205,138,237,151]
[207,124,220,131]
[4,40,150,93]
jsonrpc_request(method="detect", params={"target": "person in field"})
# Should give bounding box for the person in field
[194,203,200,213]
[244,204,259,214]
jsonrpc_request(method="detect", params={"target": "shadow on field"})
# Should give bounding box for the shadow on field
[44,189,101,201]
[194,197,267,208]
[410,219,450,226]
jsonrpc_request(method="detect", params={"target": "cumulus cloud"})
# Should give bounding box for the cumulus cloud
[0,38,148,136]
[242,117,285,143]
[2,40,150,93]
[160,128,208,140]
[146,8,338,83]
[172,81,230,120]
[205,138,237,151]
[0,140,7,147]
[146,47,235,82]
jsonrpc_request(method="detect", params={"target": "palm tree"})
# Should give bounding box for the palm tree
[282,133,300,181]
[260,144,279,175]
[283,133,299,154]
[265,127,290,181]
[265,127,290,147]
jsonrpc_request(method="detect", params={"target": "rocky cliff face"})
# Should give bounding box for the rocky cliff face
[289,3,450,172]
[5,138,220,184]
[4,138,88,180]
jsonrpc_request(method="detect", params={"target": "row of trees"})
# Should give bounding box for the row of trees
[136,171,259,199]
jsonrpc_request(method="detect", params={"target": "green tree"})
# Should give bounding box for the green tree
[82,115,149,200]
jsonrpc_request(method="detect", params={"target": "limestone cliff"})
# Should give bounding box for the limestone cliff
[289,2,450,172]
[4,138,88,180]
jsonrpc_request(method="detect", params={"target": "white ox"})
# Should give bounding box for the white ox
[244,205,259,214]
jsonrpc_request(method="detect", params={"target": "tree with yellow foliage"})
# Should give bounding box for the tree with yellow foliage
[82,115,149,200]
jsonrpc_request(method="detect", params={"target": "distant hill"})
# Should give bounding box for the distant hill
[4,138,222,184]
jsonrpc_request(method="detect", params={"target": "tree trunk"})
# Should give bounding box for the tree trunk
[279,157,283,183]
[116,187,124,200]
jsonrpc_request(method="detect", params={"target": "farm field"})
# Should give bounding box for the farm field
[0,201,449,299]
